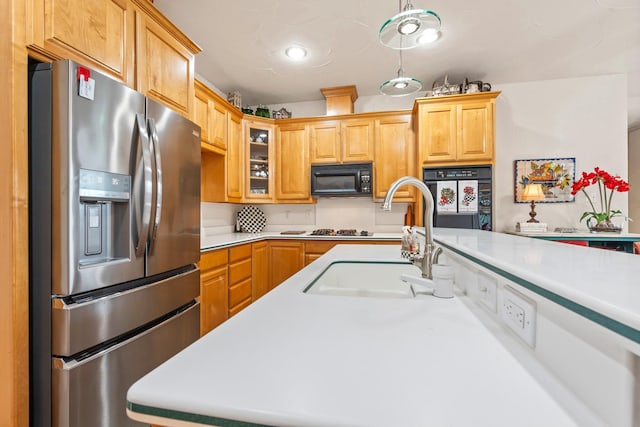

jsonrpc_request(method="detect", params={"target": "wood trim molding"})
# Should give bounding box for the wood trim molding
[320,85,359,102]
[2,0,31,426]
[277,109,413,125]
[321,85,358,115]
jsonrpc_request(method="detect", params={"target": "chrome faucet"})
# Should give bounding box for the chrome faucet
[382,176,442,279]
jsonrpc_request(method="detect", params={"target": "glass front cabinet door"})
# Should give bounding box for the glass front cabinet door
[244,118,275,200]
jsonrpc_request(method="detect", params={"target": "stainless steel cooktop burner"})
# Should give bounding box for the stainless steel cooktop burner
[309,229,373,236]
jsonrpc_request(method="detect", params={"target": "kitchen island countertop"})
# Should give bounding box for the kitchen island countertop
[126,228,640,427]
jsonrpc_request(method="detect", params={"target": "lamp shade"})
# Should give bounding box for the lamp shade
[380,76,422,96]
[379,7,441,50]
[522,183,545,201]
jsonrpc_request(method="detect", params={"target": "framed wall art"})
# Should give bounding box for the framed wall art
[514,158,576,203]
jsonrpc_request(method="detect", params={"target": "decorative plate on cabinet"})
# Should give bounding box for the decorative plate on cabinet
[237,206,267,233]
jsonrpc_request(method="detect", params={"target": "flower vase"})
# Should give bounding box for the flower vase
[588,220,622,234]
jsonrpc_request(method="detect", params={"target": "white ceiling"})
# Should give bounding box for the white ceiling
[154,0,640,128]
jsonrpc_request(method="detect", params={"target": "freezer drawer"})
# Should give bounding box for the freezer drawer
[52,301,199,427]
[52,267,199,357]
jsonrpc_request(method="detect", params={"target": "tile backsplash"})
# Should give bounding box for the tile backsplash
[201,199,408,237]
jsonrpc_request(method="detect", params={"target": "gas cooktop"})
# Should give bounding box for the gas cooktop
[309,229,374,237]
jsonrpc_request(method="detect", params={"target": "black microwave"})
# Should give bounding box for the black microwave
[310,162,373,197]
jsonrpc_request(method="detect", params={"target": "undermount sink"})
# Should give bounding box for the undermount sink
[303,261,422,299]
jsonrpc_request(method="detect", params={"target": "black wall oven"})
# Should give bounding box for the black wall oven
[423,165,493,230]
[311,162,372,197]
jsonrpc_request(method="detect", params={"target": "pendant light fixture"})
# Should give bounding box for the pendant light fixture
[379,0,441,50]
[380,48,422,96]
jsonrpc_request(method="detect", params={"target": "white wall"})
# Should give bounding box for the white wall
[493,74,629,232]
[629,127,640,233]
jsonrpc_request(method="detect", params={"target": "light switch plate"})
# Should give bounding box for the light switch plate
[477,271,497,313]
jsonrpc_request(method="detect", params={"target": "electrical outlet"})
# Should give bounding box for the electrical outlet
[503,297,525,328]
[500,285,536,347]
[477,271,497,313]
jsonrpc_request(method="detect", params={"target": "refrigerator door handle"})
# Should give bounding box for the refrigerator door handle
[148,118,163,254]
[135,113,153,257]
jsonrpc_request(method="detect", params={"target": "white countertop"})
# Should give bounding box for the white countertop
[200,231,401,251]
[127,229,640,427]
[434,229,640,341]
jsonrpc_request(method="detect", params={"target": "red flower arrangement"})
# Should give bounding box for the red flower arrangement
[570,167,629,231]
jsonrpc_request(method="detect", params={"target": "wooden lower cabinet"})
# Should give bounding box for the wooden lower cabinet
[304,240,398,266]
[268,240,305,289]
[200,238,400,332]
[199,248,229,336]
[252,241,269,300]
[304,241,341,266]
[228,244,252,317]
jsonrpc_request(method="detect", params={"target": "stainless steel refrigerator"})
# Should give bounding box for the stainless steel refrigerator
[29,59,201,427]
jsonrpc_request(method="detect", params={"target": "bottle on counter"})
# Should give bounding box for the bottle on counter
[410,228,420,255]
[401,226,412,258]
[404,204,414,227]
[234,212,241,232]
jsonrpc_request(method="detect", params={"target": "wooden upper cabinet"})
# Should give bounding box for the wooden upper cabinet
[226,110,244,201]
[417,104,457,163]
[194,81,211,143]
[194,79,228,152]
[276,123,311,201]
[414,92,499,166]
[244,118,275,201]
[309,118,373,164]
[133,1,200,117]
[457,100,494,161]
[29,0,201,116]
[341,118,374,163]
[29,0,135,84]
[374,114,415,200]
[201,108,242,203]
[210,100,228,151]
[309,120,341,164]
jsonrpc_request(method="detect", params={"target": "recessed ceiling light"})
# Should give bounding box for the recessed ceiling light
[285,46,307,60]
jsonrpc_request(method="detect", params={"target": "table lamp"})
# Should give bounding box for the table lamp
[522,183,545,223]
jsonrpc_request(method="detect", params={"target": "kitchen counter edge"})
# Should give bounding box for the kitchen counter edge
[200,232,401,251]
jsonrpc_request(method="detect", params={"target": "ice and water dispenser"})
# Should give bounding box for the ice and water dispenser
[78,168,131,265]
